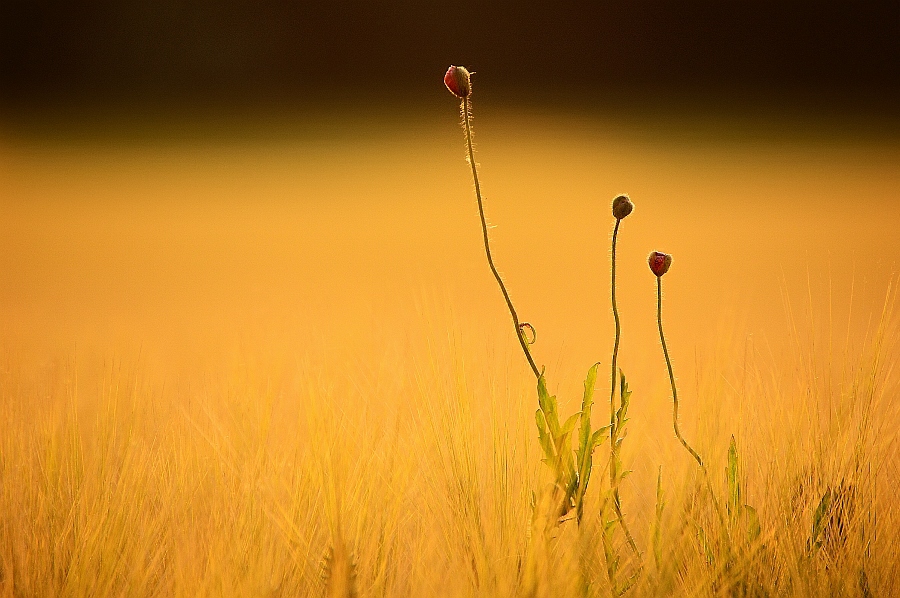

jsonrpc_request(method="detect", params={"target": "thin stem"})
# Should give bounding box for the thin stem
[610,219,621,452]
[609,218,640,558]
[613,490,640,559]
[462,97,540,379]
[657,276,703,467]
[657,276,730,549]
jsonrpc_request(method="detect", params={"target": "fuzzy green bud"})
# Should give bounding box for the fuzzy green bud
[612,194,633,220]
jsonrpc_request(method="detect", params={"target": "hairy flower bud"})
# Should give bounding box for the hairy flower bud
[612,194,633,219]
[648,251,672,277]
[444,65,471,99]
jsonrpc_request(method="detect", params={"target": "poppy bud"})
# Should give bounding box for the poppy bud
[648,251,672,277]
[444,65,472,99]
[612,194,633,219]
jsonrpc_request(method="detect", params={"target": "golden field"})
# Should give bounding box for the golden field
[1,102,898,596]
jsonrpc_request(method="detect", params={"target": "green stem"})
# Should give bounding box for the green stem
[462,97,540,380]
[610,219,621,455]
[657,276,730,549]
[657,276,703,467]
[609,218,640,558]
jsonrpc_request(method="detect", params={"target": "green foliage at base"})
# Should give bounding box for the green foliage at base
[535,364,608,523]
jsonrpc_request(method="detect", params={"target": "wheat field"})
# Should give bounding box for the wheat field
[1,102,898,596]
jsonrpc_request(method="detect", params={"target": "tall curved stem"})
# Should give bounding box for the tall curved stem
[657,277,729,543]
[656,276,706,471]
[610,220,621,445]
[462,97,540,379]
[657,276,703,467]
[609,219,639,558]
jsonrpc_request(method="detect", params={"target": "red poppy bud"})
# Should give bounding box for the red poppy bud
[648,251,672,277]
[612,194,633,219]
[444,65,471,99]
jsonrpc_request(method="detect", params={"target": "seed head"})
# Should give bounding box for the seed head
[648,251,672,277]
[444,65,471,99]
[612,194,633,219]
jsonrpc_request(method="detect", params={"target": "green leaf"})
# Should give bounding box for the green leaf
[812,489,832,538]
[619,369,632,403]
[579,363,600,452]
[809,489,833,554]
[535,408,547,435]
[580,465,591,491]
[564,470,579,498]
[537,375,551,413]
[615,371,631,428]
[558,432,577,471]
[554,432,573,465]
[697,525,716,566]
[537,376,561,438]
[652,467,665,572]
[726,435,741,520]
[590,428,608,450]
[744,504,761,542]
[570,364,603,526]
[561,412,581,437]
[535,409,555,461]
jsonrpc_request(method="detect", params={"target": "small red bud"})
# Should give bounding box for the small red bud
[444,65,471,99]
[648,251,672,277]
[612,194,633,219]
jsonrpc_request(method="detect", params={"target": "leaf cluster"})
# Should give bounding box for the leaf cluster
[535,363,608,523]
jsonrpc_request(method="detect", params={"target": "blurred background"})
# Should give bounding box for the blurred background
[2,0,899,111]
[0,0,898,401]
[1,7,898,592]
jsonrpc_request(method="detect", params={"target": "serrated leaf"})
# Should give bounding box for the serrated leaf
[572,365,603,525]
[535,409,547,434]
[538,374,559,437]
[579,465,591,491]
[579,363,600,448]
[537,375,551,412]
[535,410,555,461]
[537,375,561,437]
[590,428,608,449]
[535,409,549,443]
[619,369,632,402]
[615,403,630,429]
